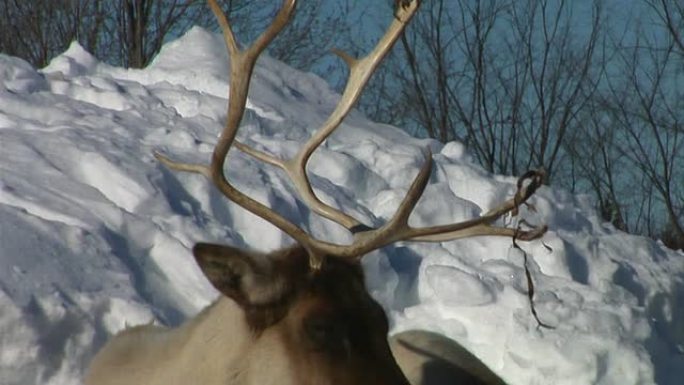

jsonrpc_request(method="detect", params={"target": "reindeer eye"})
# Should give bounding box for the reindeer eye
[303,316,348,354]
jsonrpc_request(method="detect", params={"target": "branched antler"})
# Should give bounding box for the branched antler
[156,0,546,269]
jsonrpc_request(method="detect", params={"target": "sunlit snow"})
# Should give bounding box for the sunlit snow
[1,27,683,385]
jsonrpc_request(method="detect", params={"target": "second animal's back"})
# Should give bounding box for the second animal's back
[390,330,508,385]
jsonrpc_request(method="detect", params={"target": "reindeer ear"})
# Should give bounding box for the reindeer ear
[193,243,288,307]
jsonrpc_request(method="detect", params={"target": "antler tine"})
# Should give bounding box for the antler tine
[340,167,547,258]
[233,0,421,232]
[207,0,296,166]
[156,0,325,261]
[398,169,548,242]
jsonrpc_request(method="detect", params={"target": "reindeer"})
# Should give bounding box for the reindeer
[84,1,545,384]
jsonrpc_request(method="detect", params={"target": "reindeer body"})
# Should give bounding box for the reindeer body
[86,299,250,385]
[85,247,409,385]
[86,298,508,385]
[85,246,507,385]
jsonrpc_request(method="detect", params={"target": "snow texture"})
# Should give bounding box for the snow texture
[1,28,683,385]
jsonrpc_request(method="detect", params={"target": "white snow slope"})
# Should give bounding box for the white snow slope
[1,27,683,385]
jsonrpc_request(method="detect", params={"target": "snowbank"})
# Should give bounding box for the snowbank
[1,28,683,385]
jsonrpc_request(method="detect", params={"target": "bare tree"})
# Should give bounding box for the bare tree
[108,0,354,71]
[109,0,220,68]
[359,0,684,249]
[0,0,106,67]
[0,0,351,73]
[601,28,683,247]
[645,0,684,56]
[271,1,353,74]
[564,102,629,232]
[360,0,605,182]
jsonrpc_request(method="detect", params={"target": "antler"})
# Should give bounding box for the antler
[156,0,546,269]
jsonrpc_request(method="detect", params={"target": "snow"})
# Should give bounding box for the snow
[1,27,683,385]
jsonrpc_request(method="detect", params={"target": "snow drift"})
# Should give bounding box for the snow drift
[0,27,683,385]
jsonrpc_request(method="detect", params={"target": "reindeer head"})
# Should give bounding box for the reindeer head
[193,243,408,384]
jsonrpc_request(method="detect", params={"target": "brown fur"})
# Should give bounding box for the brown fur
[85,244,508,385]
[85,245,408,385]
